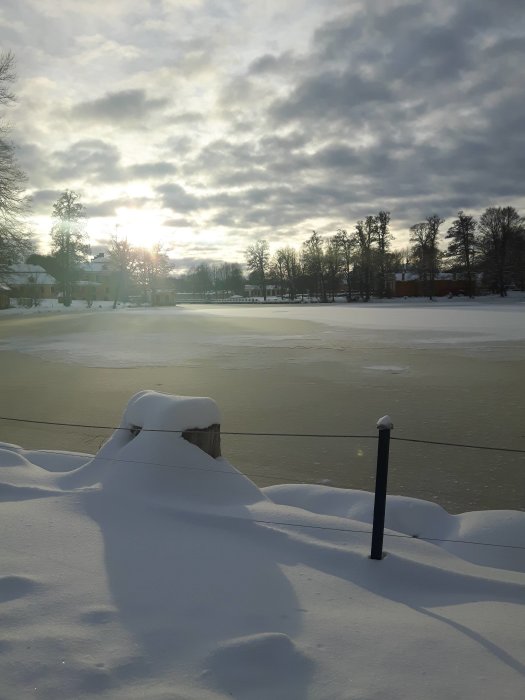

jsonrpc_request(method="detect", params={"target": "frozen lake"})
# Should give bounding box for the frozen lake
[0,299,524,512]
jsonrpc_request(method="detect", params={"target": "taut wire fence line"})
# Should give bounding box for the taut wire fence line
[0,413,523,558]
[0,415,524,454]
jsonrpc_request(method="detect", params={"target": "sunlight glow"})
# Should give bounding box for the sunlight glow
[109,209,176,251]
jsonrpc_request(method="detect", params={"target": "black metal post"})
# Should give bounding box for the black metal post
[370,415,393,560]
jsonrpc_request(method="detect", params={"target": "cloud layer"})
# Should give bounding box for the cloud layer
[2,0,524,260]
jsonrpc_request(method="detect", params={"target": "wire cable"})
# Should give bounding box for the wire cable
[0,415,524,453]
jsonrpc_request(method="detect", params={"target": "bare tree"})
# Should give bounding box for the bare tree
[211,262,244,296]
[375,210,392,297]
[273,246,300,299]
[50,190,90,303]
[478,206,524,296]
[410,215,443,299]
[0,51,32,279]
[324,236,342,301]
[355,216,377,301]
[245,240,270,300]
[107,236,137,308]
[302,231,327,301]
[134,243,171,304]
[334,229,356,300]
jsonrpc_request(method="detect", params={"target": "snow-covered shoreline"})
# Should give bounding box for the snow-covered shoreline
[1,289,524,319]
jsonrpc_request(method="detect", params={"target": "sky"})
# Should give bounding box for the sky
[1,0,524,271]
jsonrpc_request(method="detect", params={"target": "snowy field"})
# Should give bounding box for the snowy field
[1,391,524,699]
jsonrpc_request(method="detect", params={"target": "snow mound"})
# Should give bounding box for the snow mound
[204,633,313,699]
[62,390,265,507]
[265,484,525,572]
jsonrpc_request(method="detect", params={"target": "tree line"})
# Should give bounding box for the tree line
[177,208,524,301]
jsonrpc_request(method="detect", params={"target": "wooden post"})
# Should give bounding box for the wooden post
[370,415,393,560]
[182,424,221,458]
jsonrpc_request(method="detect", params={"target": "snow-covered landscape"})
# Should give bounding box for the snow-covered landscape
[2,0,525,694]
[1,389,524,699]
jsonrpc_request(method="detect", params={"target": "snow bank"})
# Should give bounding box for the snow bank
[0,390,524,699]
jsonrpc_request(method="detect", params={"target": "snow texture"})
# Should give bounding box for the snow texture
[0,390,524,699]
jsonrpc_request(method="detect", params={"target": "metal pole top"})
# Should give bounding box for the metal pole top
[376,415,394,431]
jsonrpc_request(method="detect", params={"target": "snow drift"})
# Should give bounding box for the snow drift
[0,391,523,699]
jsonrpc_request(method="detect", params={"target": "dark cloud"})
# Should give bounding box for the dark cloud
[50,139,124,184]
[167,112,205,125]
[163,217,193,227]
[170,255,226,274]
[270,70,392,123]
[85,196,152,218]
[28,189,63,215]
[46,141,179,187]
[128,162,178,178]
[156,183,201,212]
[71,89,169,125]
[248,52,296,76]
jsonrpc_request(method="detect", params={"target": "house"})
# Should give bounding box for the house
[394,272,473,297]
[76,257,114,301]
[4,264,58,302]
[151,288,177,306]
[244,284,280,298]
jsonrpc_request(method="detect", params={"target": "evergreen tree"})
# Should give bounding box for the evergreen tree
[445,211,478,297]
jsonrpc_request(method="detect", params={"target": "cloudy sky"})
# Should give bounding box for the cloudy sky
[2,0,524,269]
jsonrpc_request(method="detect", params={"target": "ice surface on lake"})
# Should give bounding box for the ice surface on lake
[2,302,524,368]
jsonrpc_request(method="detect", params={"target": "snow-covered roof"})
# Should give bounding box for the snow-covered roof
[10,263,47,274]
[4,264,57,285]
[80,260,111,273]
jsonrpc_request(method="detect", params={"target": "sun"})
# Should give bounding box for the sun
[111,208,175,251]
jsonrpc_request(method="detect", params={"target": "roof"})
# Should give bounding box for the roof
[5,264,57,285]
[80,261,111,273]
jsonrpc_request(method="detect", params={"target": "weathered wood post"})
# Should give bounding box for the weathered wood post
[370,415,393,560]
[182,424,221,458]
